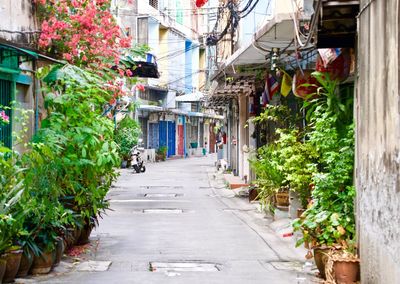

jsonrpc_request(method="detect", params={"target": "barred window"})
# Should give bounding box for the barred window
[149,0,158,9]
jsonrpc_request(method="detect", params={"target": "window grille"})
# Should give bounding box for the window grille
[149,0,158,9]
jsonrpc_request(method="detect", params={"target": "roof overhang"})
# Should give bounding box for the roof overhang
[212,13,310,82]
[0,42,63,64]
[175,91,205,102]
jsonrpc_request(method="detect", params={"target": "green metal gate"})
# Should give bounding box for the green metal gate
[0,79,12,148]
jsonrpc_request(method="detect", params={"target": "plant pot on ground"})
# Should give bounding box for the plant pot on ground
[30,250,56,275]
[275,187,290,207]
[16,248,34,278]
[76,220,94,245]
[0,258,6,283]
[53,237,65,268]
[2,248,23,283]
[324,249,360,284]
[313,247,331,280]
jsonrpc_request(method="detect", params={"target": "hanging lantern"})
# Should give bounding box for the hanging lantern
[196,0,208,8]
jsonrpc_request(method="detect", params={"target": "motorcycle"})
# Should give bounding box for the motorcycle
[130,144,146,173]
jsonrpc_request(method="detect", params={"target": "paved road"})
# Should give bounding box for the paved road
[31,155,314,284]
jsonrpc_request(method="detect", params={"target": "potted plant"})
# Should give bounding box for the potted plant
[114,116,141,167]
[156,146,167,162]
[0,147,25,283]
[324,241,360,284]
[250,143,285,213]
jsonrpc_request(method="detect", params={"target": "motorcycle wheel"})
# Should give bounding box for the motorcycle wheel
[133,165,140,173]
[140,166,146,173]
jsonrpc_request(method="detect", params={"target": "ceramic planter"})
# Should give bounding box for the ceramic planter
[314,248,330,279]
[53,238,65,268]
[275,192,290,207]
[0,258,6,283]
[2,249,23,283]
[15,249,34,278]
[73,227,82,246]
[334,260,360,284]
[30,250,55,275]
[77,224,93,245]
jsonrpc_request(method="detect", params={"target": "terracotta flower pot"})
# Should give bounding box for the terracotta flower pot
[30,250,55,275]
[297,208,306,218]
[334,260,360,284]
[275,192,290,206]
[77,224,93,245]
[2,249,23,283]
[0,258,6,283]
[73,227,82,246]
[53,238,65,268]
[314,248,330,279]
[64,228,76,249]
[16,249,34,278]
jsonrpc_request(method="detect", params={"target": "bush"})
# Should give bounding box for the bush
[114,116,141,160]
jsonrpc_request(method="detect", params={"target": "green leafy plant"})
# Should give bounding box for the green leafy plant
[156,146,167,161]
[250,143,285,212]
[0,147,25,253]
[293,97,355,248]
[114,116,141,160]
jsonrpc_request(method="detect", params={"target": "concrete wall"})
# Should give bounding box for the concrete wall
[356,0,400,283]
[0,0,37,45]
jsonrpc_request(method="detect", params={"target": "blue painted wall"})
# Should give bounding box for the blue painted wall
[185,40,192,94]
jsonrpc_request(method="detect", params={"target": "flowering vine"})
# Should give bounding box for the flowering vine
[35,0,132,67]
[0,110,9,126]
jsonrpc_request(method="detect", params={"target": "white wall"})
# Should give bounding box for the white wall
[0,0,38,45]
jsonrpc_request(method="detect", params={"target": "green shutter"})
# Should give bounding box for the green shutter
[0,79,13,148]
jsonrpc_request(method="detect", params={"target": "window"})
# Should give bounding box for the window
[149,0,158,9]
[0,79,12,148]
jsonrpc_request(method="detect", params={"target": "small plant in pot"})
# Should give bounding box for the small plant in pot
[156,146,167,161]
[324,240,360,284]
[0,147,26,283]
[114,116,141,167]
[249,143,285,214]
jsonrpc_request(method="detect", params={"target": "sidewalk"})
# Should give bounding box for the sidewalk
[208,167,320,276]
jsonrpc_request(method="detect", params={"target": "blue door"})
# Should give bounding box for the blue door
[148,123,159,149]
[167,121,176,157]
[159,121,167,149]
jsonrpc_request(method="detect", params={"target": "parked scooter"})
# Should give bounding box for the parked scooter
[130,144,146,173]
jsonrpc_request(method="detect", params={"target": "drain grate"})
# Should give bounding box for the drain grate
[144,193,180,198]
[142,209,184,214]
[149,262,220,272]
[140,186,183,190]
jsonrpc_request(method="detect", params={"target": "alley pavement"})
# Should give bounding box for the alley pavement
[25,155,317,284]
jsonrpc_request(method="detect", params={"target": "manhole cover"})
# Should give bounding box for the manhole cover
[144,193,180,198]
[140,186,183,189]
[142,209,184,214]
[149,262,220,272]
[76,261,112,272]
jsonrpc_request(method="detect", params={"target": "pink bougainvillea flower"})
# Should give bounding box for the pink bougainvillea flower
[136,84,145,92]
[125,69,133,77]
[0,110,9,124]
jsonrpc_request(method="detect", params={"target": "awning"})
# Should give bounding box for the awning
[137,105,165,112]
[223,13,298,69]
[0,43,63,64]
[175,91,205,102]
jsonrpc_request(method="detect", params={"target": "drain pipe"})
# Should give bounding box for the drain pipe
[33,59,39,133]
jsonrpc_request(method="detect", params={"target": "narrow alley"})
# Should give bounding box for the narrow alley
[28,156,315,284]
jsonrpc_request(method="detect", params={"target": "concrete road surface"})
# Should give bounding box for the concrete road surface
[26,155,316,284]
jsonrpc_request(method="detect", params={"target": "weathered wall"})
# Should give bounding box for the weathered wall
[356,0,400,283]
[0,0,37,45]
